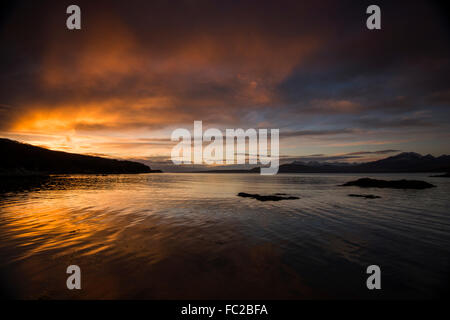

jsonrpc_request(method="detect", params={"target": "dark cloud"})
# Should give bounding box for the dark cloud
[346,150,400,155]
[357,117,434,129]
[0,0,448,159]
[281,128,357,138]
[283,149,401,163]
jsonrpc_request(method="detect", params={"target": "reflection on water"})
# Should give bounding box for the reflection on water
[0,173,449,299]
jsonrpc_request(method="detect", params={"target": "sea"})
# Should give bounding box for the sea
[0,173,449,299]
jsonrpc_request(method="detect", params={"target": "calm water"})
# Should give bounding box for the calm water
[0,173,449,299]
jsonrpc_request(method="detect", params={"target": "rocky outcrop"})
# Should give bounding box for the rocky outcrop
[237,192,299,201]
[348,194,381,199]
[340,178,435,189]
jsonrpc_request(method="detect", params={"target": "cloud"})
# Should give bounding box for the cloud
[281,128,357,138]
[0,0,449,159]
[357,117,434,129]
[346,149,400,155]
[1,0,325,134]
[281,149,401,163]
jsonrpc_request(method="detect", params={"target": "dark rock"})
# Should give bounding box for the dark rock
[430,172,450,177]
[340,178,435,189]
[348,194,381,199]
[237,192,299,201]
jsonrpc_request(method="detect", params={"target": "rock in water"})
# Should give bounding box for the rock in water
[237,192,299,201]
[340,178,435,189]
[348,194,381,199]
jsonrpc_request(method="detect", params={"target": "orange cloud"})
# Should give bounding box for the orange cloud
[5,7,321,159]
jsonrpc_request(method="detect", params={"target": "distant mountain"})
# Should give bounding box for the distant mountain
[0,138,157,176]
[185,152,450,174]
[257,152,450,173]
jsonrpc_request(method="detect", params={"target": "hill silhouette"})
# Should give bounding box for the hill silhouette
[0,138,155,175]
[188,152,450,174]
[243,152,450,174]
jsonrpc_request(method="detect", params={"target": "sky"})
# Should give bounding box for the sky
[0,0,449,171]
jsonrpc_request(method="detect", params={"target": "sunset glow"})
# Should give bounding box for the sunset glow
[1,0,449,169]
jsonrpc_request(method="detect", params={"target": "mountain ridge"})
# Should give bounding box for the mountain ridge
[0,138,158,175]
[188,151,450,174]
[254,152,450,173]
